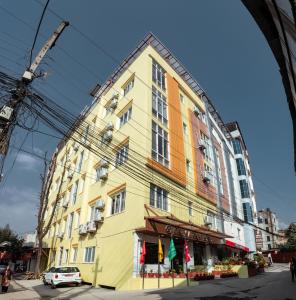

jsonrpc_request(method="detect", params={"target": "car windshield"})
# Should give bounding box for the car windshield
[55,267,79,273]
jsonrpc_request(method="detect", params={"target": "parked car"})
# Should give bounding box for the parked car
[43,266,82,288]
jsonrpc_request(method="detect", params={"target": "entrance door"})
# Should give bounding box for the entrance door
[173,239,184,273]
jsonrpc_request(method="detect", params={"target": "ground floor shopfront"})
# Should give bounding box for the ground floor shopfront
[47,215,250,290]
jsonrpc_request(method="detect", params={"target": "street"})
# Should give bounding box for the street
[0,264,295,300]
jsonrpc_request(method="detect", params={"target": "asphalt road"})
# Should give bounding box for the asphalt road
[0,263,294,300]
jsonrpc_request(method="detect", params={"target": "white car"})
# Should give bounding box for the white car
[43,266,82,288]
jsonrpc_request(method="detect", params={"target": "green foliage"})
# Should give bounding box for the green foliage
[286,223,296,246]
[0,224,24,260]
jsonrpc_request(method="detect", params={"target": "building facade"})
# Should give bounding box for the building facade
[43,33,257,290]
[257,208,279,250]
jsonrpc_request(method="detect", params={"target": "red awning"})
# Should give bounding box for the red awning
[225,240,249,252]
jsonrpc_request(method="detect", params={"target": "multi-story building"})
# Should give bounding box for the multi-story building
[225,122,257,253]
[257,208,279,250]
[43,33,257,290]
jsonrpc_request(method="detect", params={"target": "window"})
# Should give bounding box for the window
[95,166,107,181]
[81,125,90,143]
[236,158,246,176]
[71,180,78,204]
[111,190,126,215]
[89,205,98,221]
[266,227,269,232]
[72,248,78,262]
[268,244,271,250]
[258,217,263,224]
[152,86,167,124]
[75,211,80,228]
[76,151,84,172]
[188,201,193,216]
[239,179,250,198]
[145,242,165,264]
[243,202,253,223]
[265,218,268,224]
[152,121,169,167]
[200,132,214,163]
[123,77,134,96]
[59,247,63,266]
[183,122,188,135]
[119,107,132,127]
[215,148,224,195]
[186,159,191,173]
[84,246,95,263]
[267,236,271,242]
[116,144,129,166]
[237,228,241,240]
[232,138,242,154]
[152,60,166,91]
[67,213,74,238]
[150,184,168,211]
[64,249,69,264]
[180,94,184,104]
[79,177,85,194]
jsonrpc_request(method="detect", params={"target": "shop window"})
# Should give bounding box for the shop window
[145,242,165,264]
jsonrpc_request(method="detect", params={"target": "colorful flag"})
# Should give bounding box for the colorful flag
[158,239,163,263]
[184,239,191,263]
[168,239,177,261]
[140,240,146,264]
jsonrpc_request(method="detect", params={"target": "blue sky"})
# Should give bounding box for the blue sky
[0,0,295,234]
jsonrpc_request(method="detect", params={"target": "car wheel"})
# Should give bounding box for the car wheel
[76,282,81,287]
[51,282,56,289]
[43,280,48,286]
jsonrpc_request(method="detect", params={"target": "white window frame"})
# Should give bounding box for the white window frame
[119,106,132,128]
[72,247,78,263]
[152,59,166,91]
[111,190,126,215]
[115,144,129,167]
[84,246,95,263]
[152,121,169,167]
[152,86,167,124]
[123,77,134,96]
[150,184,168,211]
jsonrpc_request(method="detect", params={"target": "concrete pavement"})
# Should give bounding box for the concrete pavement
[0,263,295,299]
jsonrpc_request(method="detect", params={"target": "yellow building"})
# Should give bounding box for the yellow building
[43,33,235,290]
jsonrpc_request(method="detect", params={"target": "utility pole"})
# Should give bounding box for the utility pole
[0,21,69,179]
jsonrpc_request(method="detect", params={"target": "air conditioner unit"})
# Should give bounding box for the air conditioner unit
[57,232,64,239]
[78,224,87,235]
[111,93,119,100]
[95,199,105,210]
[67,170,74,179]
[99,168,108,180]
[62,201,69,209]
[0,106,13,121]
[204,216,213,226]
[199,139,207,151]
[103,130,113,142]
[87,221,97,233]
[109,98,118,109]
[203,170,212,183]
[94,211,104,223]
[105,122,114,132]
[193,106,201,117]
[99,159,109,168]
[73,143,79,151]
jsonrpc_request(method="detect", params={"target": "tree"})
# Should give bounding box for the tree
[0,224,24,261]
[286,223,296,246]
[34,150,67,277]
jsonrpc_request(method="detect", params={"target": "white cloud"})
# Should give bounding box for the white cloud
[0,186,39,233]
[278,220,289,230]
[16,153,40,171]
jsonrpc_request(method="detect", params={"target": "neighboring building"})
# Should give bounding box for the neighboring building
[257,208,279,250]
[242,0,296,172]
[277,229,288,246]
[43,33,257,290]
[225,122,257,253]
